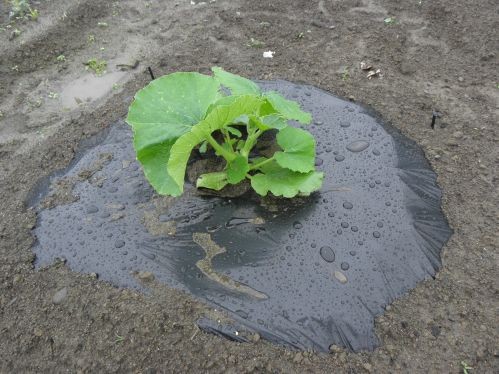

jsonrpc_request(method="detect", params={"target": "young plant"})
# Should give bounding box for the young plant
[126,67,323,198]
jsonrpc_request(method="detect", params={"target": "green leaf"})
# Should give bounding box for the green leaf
[212,66,261,95]
[264,91,312,124]
[250,160,323,197]
[126,72,221,195]
[168,95,263,194]
[251,114,288,131]
[205,95,239,117]
[274,127,316,173]
[199,141,208,153]
[227,155,250,184]
[136,140,181,196]
[197,172,228,191]
[227,126,243,137]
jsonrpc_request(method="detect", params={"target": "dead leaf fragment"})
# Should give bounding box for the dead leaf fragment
[360,61,372,70]
[367,69,381,79]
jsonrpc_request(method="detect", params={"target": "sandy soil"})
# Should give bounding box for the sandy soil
[0,0,498,372]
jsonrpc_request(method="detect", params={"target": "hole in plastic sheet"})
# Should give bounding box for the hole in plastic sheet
[30,81,452,352]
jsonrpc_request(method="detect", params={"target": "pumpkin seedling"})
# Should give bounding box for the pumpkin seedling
[126,67,324,198]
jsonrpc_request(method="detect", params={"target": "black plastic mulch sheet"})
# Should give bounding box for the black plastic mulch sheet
[31,81,452,351]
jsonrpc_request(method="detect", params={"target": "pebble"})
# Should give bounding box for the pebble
[334,270,348,284]
[52,287,68,304]
[363,363,373,372]
[250,333,260,343]
[33,327,43,337]
[293,352,303,363]
[329,344,342,353]
[452,131,463,139]
[138,271,155,281]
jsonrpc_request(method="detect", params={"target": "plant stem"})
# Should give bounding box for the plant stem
[240,127,263,158]
[250,156,274,170]
[206,134,236,162]
[221,129,234,152]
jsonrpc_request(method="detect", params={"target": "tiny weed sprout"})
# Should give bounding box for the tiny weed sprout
[126,67,324,198]
[85,59,107,75]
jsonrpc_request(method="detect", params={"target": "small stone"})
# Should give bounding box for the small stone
[334,270,347,284]
[430,325,441,337]
[138,271,155,281]
[477,347,486,359]
[52,287,68,304]
[33,327,43,337]
[13,274,22,284]
[329,344,342,353]
[363,363,373,372]
[338,352,347,363]
[452,131,463,139]
[250,333,260,343]
[458,76,464,82]
[293,352,303,363]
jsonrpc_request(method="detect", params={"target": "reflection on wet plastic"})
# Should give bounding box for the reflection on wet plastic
[31,81,452,352]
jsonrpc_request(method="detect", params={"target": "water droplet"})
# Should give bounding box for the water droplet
[346,140,370,153]
[377,222,384,228]
[372,149,381,156]
[340,121,350,128]
[335,155,345,162]
[373,231,381,238]
[343,202,353,210]
[341,222,349,228]
[114,240,125,248]
[320,246,335,262]
[86,205,99,214]
[341,262,350,271]
[293,221,303,229]
[315,158,324,166]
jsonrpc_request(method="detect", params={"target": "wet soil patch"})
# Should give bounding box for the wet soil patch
[30,81,452,352]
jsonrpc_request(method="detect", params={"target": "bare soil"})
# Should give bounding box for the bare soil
[0,0,498,372]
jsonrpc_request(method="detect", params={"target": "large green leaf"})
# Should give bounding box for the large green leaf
[264,91,312,124]
[251,114,288,131]
[212,66,261,95]
[205,95,239,117]
[197,172,228,191]
[274,127,316,172]
[250,160,323,197]
[226,155,249,184]
[126,72,222,194]
[167,95,263,194]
